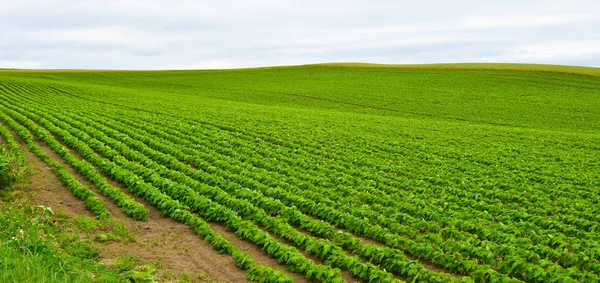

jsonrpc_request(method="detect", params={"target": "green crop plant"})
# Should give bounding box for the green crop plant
[0,63,598,282]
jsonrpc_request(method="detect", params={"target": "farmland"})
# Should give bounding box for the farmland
[0,63,599,282]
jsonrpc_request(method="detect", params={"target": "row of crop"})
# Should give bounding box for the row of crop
[0,91,536,282]
[6,93,482,282]
[167,107,600,234]
[10,99,403,283]
[102,110,600,259]
[0,91,516,282]
[0,90,451,282]
[77,110,600,281]
[0,123,27,190]
[0,99,349,283]
[104,104,600,248]
[74,106,600,277]
[0,99,300,283]
[18,84,600,255]
[149,114,600,253]
[73,111,465,282]
[7,84,596,282]
[188,119,600,236]
[5,76,600,233]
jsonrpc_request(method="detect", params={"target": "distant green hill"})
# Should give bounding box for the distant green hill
[2,63,599,132]
[314,62,600,77]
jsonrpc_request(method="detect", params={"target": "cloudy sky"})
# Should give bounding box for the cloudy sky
[1,0,599,69]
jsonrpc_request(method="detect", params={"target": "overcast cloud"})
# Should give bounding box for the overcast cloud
[1,0,599,69]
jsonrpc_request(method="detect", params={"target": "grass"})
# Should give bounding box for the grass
[0,146,12,191]
[0,146,23,193]
[0,203,119,282]
[0,200,169,282]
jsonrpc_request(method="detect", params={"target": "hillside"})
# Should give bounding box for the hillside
[1,63,599,282]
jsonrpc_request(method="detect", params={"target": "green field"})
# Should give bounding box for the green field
[0,63,599,282]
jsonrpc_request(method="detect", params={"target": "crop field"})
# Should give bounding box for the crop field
[0,63,599,282]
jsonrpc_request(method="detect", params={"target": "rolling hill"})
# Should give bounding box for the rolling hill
[1,63,599,282]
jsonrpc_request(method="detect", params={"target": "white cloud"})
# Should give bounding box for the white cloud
[509,43,600,60]
[18,27,168,49]
[0,60,42,69]
[461,14,591,29]
[0,0,599,69]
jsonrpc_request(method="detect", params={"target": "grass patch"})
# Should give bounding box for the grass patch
[0,202,141,282]
[0,145,28,201]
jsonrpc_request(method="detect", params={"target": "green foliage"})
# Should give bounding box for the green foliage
[0,63,599,282]
[72,216,135,243]
[125,263,158,283]
[0,204,125,282]
[0,146,13,190]
[0,125,28,195]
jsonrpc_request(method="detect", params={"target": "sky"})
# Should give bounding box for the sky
[1,0,599,69]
